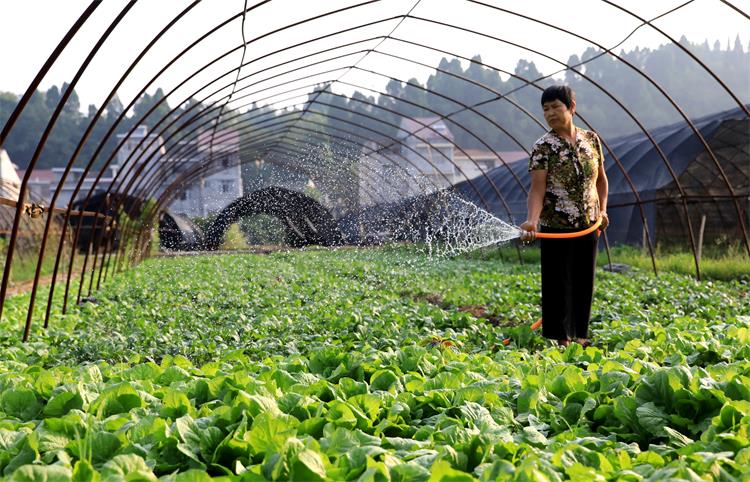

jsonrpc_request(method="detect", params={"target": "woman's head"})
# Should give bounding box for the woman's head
[541,85,576,131]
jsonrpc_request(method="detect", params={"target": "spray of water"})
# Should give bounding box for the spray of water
[161,119,526,261]
[421,190,522,259]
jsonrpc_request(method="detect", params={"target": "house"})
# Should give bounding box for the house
[397,116,456,190]
[165,128,243,217]
[10,125,243,219]
[452,149,527,181]
[358,116,523,206]
[14,167,117,207]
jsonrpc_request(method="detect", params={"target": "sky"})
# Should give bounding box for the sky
[0,0,747,113]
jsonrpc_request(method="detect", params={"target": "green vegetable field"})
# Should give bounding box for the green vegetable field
[0,249,749,481]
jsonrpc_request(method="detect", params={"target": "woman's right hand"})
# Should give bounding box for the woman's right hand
[520,220,537,242]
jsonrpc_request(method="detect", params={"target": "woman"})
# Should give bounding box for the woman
[520,85,609,347]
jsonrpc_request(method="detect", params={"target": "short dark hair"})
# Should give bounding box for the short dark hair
[541,85,575,109]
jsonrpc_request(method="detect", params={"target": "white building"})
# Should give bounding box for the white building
[453,149,528,181]
[115,124,166,190]
[162,129,243,218]
[14,166,117,207]
[397,117,456,191]
[11,125,242,217]
[358,116,517,206]
[15,124,156,207]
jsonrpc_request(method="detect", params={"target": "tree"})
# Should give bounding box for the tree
[2,38,748,169]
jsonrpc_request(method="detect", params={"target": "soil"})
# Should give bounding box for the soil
[409,291,521,328]
[5,274,58,298]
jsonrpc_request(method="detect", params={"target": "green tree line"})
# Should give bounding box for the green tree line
[0,86,209,171]
[1,36,747,171]
[307,35,749,152]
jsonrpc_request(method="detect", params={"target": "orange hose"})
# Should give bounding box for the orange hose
[530,217,602,239]
[530,318,543,330]
[502,318,543,346]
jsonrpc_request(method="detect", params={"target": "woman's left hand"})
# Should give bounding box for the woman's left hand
[600,212,609,229]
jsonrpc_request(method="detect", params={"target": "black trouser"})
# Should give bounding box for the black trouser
[540,225,599,340]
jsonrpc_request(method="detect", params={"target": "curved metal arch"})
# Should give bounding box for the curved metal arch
[204,187,345,249]
[57,76,356,315]
[106,19,664,278]
[111,91,461,211]
[402,13,707,277]
[131,112,459,244]
[3,0,135,333]
[48,15,648,320]
[45,22,652,328]
[127,94,502,228]
[54,23,388,255]
[148,122,442,221]
[205,0,251,163]
[114,57,546,234]
[151,120,433,210]
[464,0,749,258]
[107,45,534,212]
[85,105,490,299]
[91,51,656,298]
[96,141,363,296]
[0,0,101,147]
[33,0,243,326]
[52,4,595,290]
[287,86,517,204]
[6,0,746,336]
[33,5,412,325]
[134,1,740,266]
[13,1,750,237]
[153,140,374,233]
[375,35,659,275]
[121,107,528,280]
[719,0,749,19]
[132,67,660,280]
[101,141,349,292]
[245,69,528,201]
[64,2,615,232]
[211,32,551,179]
[109,135,398,283]
[138,123,420,227]
[102,57,531,233]
[597,0,750,118]
[128,101,495,221]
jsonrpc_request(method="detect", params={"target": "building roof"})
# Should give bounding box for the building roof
[397,116,455,142]
[197,129,240,151]
[454,149,528,164]
[16,168,56,183]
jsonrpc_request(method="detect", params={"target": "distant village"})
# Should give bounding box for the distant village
[1,117,523,219]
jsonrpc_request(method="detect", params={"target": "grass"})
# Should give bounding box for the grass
[607,243,750,281]
[0,234,81,289]
[219,223,251,250]
[466,239,750,281]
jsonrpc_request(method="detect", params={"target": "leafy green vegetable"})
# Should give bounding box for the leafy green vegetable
[0,249,747,480]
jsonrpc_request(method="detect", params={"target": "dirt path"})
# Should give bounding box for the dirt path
[6,272,87,299]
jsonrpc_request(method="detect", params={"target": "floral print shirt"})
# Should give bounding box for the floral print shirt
[529,127,603,229]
